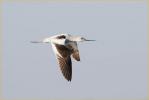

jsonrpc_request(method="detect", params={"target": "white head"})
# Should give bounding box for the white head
[71,36,96,42]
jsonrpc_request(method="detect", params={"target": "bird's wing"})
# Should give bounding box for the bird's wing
[72,50,80,61]
[66,42,80,61]
[51,43,72,81]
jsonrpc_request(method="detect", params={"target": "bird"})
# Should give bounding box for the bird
[31,34,95,81]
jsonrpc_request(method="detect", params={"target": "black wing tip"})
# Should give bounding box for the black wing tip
[67,78,72,82]
[77,59,80,61]
[64,75,72,82]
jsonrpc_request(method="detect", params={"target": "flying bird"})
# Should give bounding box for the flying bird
[31,34,95,81]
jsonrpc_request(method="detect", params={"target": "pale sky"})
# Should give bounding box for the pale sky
[2,1,147,99]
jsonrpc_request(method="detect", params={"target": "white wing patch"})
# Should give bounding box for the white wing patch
[51,43,62,58]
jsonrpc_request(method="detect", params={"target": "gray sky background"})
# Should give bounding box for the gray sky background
[2,2,147,99]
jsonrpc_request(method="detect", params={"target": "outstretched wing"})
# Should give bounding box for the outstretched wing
[66,42,80,61]
[57,55,72,81]
[72,50,80,61]
[51,43,72,81]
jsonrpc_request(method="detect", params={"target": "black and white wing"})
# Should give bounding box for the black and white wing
[51,43,72,81]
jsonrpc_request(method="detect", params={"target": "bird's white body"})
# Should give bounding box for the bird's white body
[31,33,95,81]
[44,34,69,45]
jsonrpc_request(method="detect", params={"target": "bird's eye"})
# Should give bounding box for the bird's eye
[57,35,66,39]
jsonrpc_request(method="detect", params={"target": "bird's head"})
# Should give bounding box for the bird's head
[74,36,96,42]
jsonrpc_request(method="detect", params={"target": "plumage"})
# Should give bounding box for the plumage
[54,43,79,81]
[56,35,66,39]
[31,33,95,81]
[72,50,80,61]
